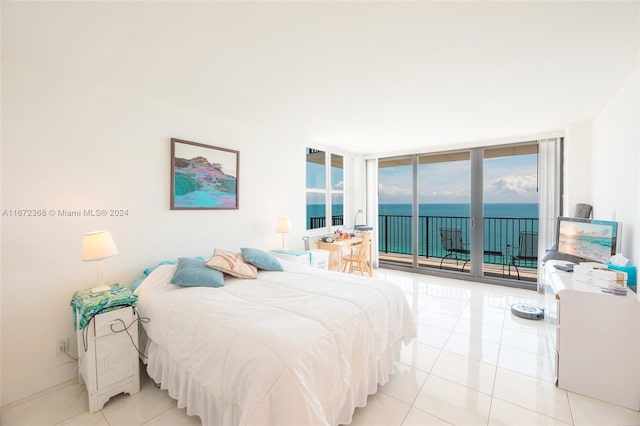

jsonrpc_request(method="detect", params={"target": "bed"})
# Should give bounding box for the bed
[134,259,416,425]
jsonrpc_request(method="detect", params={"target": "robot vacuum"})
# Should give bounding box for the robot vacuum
[510,304,544,320]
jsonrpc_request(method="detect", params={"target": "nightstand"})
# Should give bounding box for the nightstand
[71,284,140,413]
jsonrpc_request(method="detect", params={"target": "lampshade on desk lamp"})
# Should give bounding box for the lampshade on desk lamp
[353,209,362,228]
[82,230,119,293]
[276,218,292,250]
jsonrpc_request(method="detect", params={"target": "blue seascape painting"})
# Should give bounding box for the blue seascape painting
[172,139,239,209]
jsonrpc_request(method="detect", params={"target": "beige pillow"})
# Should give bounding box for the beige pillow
[206,249,258,279]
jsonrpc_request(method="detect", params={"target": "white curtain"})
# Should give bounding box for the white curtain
[366,159,379,267]
[537,138,562,290]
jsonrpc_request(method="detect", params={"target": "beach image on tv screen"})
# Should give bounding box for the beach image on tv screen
[558,221,614,262]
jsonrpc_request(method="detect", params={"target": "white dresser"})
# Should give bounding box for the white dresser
[543,260,640,410]
[76,306,140,412]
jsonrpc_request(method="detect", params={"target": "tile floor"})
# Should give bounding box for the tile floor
[2,268,640,426]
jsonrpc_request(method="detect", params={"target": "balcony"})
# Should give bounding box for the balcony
[378,214,539,281]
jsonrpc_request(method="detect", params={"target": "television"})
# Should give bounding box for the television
[555,216,621,264]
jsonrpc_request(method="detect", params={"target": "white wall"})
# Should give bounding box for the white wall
[564,120,593,215]
[591,69,640,267]
[564,70,639,268]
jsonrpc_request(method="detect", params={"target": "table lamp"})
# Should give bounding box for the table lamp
[276,218,292,250]
[82,230,119,293]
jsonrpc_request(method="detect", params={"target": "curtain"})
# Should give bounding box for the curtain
[366,158,379,267]
[537,138,562,290]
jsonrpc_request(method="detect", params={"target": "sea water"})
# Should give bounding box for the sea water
[378,203,538,218]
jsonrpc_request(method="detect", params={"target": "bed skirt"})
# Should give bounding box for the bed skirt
[144,337,402,426]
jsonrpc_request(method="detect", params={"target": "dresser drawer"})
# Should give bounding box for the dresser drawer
[94,307,133,338]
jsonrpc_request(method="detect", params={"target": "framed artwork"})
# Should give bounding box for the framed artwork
[170,138,239,210]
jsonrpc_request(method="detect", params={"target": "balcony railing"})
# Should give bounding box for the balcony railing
[308,214,539,276]
[309,215,344,229]
[378,214,539,270]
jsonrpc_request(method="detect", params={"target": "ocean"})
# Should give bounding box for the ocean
[378,203,538,218]
[308,203,539,260]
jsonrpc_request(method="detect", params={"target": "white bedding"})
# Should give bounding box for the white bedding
[135,261,416,425]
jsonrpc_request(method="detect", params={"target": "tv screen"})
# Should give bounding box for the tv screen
[556,217,620,263]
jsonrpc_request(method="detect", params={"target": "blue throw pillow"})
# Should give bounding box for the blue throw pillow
[171,257,224,287]
[240,248,283,271]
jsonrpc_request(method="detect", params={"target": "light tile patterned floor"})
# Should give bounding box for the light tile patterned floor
[2,268,639,426]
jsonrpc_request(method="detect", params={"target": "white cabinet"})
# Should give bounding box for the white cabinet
[76,306,140,412]
[544,260,640,410]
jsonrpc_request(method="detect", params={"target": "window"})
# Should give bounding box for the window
[306,148,344,230]
[377,141,544,287]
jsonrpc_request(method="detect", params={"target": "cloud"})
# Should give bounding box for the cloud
[420,188,470,203]
[484,175,537,198]
[378,183,412,202]
[379,175,538,204]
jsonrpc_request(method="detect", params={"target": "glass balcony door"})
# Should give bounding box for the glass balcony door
[417,152,472,275]
[377,157,415,266]
[378,143,540,288]
[483,144,539,283]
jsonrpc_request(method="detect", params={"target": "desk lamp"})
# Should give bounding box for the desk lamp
[82,230,119,293]
[276,218,292,250]
[353,209,363,228]
[353,209,372,231]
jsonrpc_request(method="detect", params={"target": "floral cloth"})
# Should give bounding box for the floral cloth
[70,283,137,330]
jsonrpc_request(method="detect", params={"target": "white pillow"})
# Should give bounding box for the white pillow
[206,249,258,279]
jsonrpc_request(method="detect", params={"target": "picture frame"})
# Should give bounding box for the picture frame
[170,138,239,210]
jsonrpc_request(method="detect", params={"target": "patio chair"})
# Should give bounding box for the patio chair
[509,231,538,280]
[439,228,470,270]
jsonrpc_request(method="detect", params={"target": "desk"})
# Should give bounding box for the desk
[315,237,364,272]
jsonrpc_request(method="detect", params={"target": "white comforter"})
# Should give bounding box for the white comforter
[135,262,416,426]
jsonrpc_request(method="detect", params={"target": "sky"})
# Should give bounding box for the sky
[379,153,538,204]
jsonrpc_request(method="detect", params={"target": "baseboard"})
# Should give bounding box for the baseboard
[1,361,78,407]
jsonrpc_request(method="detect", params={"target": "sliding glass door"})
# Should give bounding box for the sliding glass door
[377,157,414,266]
[483,145,539,282]
[417,152,471,275]
[378,142,541,287]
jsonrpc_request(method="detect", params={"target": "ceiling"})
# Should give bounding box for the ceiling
[3,1,639,155]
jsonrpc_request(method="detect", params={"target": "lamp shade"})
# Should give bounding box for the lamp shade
[82,230,119,261]
[276,218,292,234]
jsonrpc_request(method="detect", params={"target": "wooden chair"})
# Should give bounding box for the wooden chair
[343,231,372,276]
